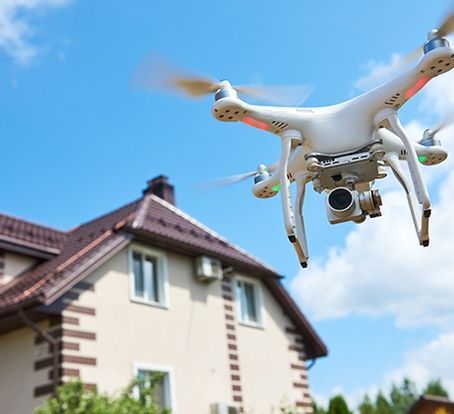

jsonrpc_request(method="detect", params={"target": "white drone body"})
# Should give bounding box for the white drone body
[210,35,453,268]
[139,15,454,269]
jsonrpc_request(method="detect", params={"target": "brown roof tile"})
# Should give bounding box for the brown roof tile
[0,212,66,254]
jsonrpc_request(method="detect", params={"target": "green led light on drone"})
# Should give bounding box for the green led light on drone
[418,155,428,163]
[272,184,281,192]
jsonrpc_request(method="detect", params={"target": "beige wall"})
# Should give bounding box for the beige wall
[1,251,38,285]
[64,243,232,414]
[235,273,310,413]
[0,323,49,414]
[61,242,311,414]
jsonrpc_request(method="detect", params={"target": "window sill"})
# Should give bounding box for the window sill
[238,320,265,330]
[130,297,169,310]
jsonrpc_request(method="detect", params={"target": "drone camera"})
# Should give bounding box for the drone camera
[326,187,382,225]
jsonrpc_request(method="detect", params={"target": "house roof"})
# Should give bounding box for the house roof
[0,212,66,257]
[408,395,454,414]
[0,179,327,359]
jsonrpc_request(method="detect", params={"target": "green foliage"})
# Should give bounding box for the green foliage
[35,373,170,414]
[358,395,374,414]
[313,400,328,414]
[328,395,351,414]
[375,392,393,414]
[423,379,449,398]
[389,378,418,414]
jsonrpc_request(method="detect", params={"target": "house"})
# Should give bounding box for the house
[408,396,454,414]
[0,175,327,414]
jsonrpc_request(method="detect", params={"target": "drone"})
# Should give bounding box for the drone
[135,12,454,269]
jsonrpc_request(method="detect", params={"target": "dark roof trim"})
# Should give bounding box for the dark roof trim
[0,239,58,260]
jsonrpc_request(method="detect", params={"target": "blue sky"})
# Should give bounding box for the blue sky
[1,0,454,408]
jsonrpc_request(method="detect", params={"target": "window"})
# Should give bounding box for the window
[236,277,264,327]
[129,246,168,307]
[133,364,175,411]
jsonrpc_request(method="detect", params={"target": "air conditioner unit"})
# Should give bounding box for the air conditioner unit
[195,256,223,282]
[210,403,240,414]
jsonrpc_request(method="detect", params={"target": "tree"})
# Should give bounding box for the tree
[328,395,351,414]
[389,378,418,414]
[375,392,393,414]
[423,379,449,398]
[313,400,328,414]
[35,373,170,414]
[358,395,374,414]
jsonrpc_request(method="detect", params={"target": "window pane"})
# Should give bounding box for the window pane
[237,280,258,323]
[145,256,159,302]
[244,282,258,322]
[237,280,246,321]
[133,252,144,298]
[137,370,168,409]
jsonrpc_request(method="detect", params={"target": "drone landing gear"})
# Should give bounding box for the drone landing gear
[376,110,431,246]
[278,130,309,268]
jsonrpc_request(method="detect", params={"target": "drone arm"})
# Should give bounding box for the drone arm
[278,130,309,268]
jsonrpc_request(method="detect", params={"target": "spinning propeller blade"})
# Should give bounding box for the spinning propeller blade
[132,55,313,106]
[198,163,278,191]
[433,111,454,134]
[397,9,454,70]
[437,11,454,37]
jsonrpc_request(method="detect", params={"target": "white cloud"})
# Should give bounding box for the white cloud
[0,0,71,64]
[354,54,409,91]
[384,332,454,394]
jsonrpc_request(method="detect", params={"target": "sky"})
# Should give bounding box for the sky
[1,0,454,409]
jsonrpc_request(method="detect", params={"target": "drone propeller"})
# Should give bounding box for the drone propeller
[198,163,278,191]
[131,55,313,106]
[420,112,454,148]
[432,111,454,135]
[398,10,454,69]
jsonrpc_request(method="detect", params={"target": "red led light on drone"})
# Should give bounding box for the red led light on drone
[242,117,270,131]
[404,76,430,100]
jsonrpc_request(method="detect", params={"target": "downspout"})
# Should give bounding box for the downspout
[18,309,59,395]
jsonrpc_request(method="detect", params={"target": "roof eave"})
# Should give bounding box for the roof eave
[124,226,278,278]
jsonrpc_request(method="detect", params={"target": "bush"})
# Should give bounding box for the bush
[36,373,170,414]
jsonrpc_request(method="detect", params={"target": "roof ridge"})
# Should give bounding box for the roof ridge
[0,211,65,234]
[149,194,278,274]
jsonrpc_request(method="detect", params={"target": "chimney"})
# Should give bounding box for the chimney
[143,175,175,205]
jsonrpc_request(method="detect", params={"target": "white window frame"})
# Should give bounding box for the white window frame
[128,244,169,308]
[132,362,176,413]
[235,275,265,329]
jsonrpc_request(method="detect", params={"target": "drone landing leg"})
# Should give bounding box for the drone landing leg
[278,130,309,268]
[386,114,430,246]
[385,136,430,247]
[293,174,309,266]
[387,154,421,235]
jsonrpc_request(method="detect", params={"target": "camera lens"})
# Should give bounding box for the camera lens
[328,188,353,211]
